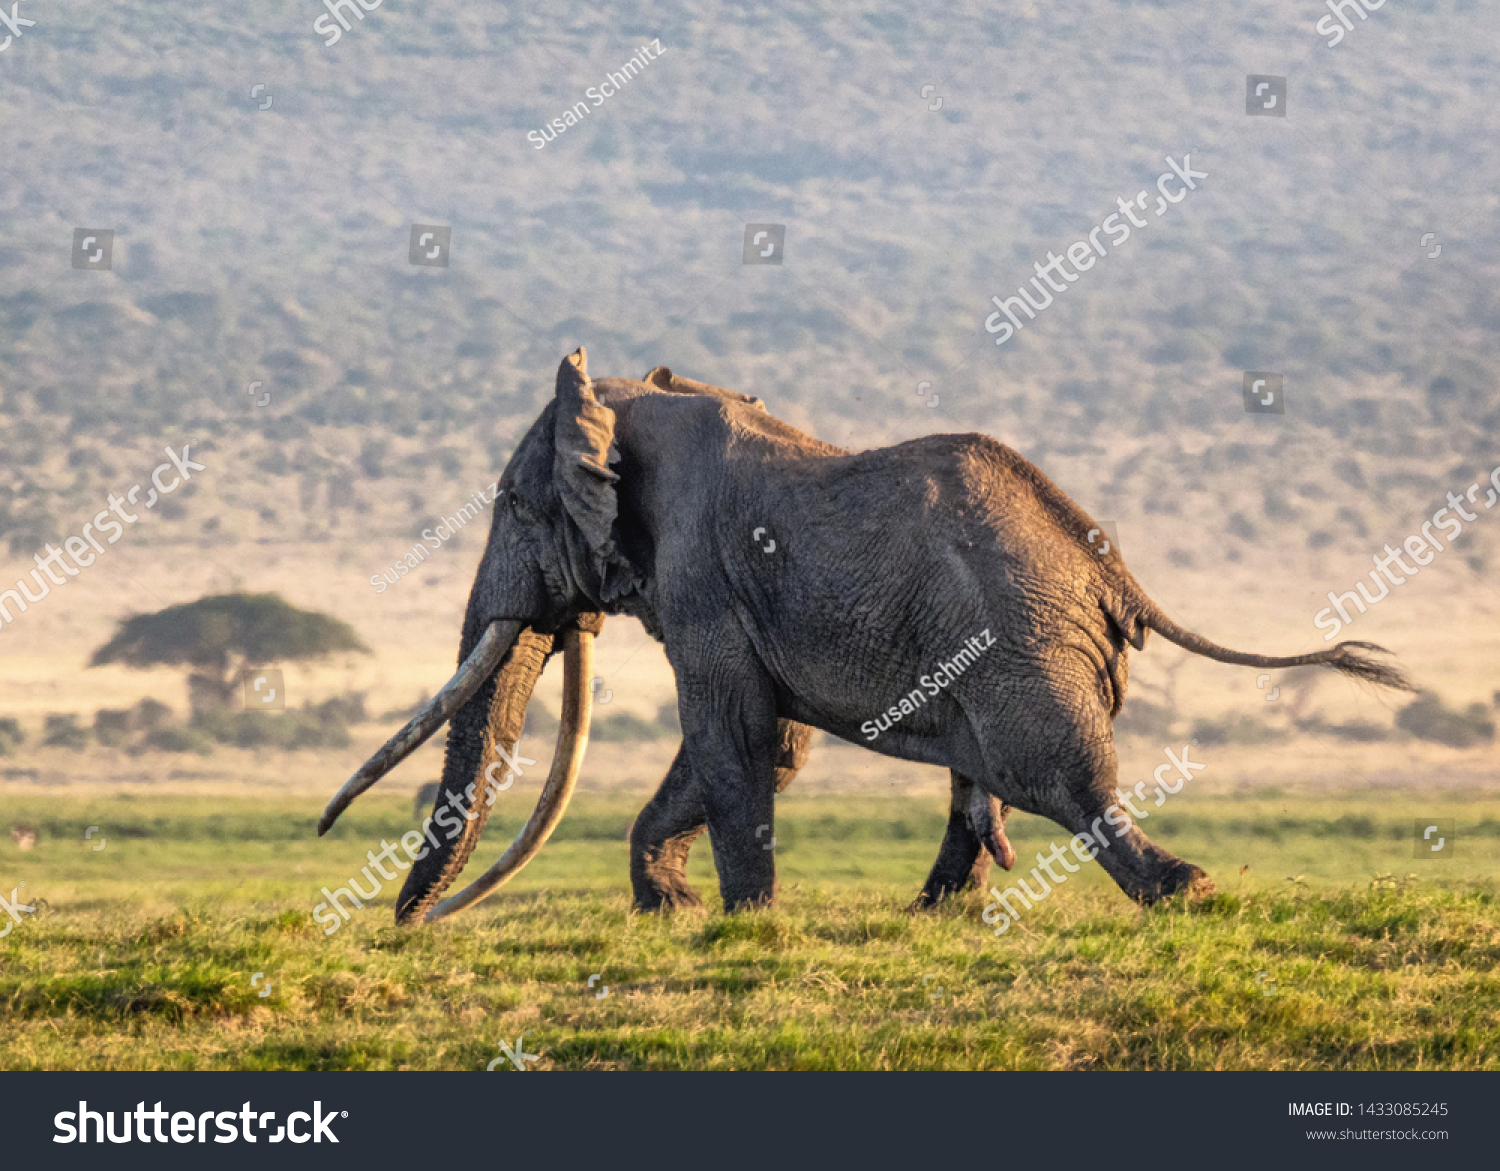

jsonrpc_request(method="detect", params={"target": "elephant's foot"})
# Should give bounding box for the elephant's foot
[721,888,776,913]
[909,847,992,911]
[630,830,706,912]
[1141,860,1214,905]
[635,882,705,912]
[1080,811,1214,907]
[712,837,778,912]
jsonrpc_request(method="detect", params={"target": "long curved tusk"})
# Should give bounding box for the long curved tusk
[425,626,593,921]
[317,619,519,836]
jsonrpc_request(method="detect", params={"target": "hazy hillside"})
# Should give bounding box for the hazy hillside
[1,0,1497,739]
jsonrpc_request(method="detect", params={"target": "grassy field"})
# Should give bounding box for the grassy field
[1,791,1497,1070]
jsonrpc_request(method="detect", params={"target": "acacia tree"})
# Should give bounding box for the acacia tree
[90,592,370,716]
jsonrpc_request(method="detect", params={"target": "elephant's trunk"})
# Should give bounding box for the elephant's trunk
[317,619,522,836]
[394,625,594,924]
[420,627,594,922]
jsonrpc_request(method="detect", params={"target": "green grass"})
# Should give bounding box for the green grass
[1,793,1497,1070]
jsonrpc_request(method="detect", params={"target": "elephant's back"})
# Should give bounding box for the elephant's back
[786,431,1121,625]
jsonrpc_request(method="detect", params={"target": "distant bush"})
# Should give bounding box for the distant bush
[413,781,442,816]
[143,725,215,755]
[592,711,672,742]
[1299,718,1391,743]
[1396,693,1496,749]
[1188,714,1287,748]
[591,701,682,743]
[1114,699,1175,740]
[191,708,352,750]
[94,708,133,747]
[307,693,367,725]
[94,698,176,750]
[97,691,365,752]
[523,702,559,739]
[42,714,91,750]
[403,697,679,744]
[132,698,174,730]
[0,716,24,754]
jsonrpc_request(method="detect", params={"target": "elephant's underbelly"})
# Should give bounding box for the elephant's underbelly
[775,665,992,778]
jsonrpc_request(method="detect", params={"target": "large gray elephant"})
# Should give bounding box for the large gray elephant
[320,348,1409,924]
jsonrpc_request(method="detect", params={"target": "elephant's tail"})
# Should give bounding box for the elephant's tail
[1117,587,1414,692]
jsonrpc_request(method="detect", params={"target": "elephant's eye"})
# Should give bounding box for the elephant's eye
[507,490,537,521]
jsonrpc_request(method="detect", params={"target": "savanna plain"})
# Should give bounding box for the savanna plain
[2,677,1496,1071]
[2,0,1499,1072]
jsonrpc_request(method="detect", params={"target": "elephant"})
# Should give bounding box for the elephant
[320,348,1411,924]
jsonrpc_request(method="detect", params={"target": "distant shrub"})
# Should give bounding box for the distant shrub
[589,701,681,743]
[307,693,367,725]
[191,709,352,750]
[592,711,672,742]
[95,698,177,751]
[523,701,559,739]
[94,708,133,747]
[143,725,215,755]
[1189,714,1287,748]
[42,714,91,750]
[0,716,24,754]
[132,698,174,730]
[413,781,441,816]
[1300,718,1391,743]
[1114,699,1175,740]
[1396,693,1496,749]
[359,438,387,479]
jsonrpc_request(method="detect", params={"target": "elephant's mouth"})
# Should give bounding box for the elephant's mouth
[317,618,596,923]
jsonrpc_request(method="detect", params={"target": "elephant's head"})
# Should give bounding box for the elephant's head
[318,347,652,923]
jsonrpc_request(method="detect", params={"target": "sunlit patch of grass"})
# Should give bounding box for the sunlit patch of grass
[1,794,1497,1069]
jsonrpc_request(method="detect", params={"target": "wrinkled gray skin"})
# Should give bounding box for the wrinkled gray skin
[395,348,1408,922]
[628,720,1008,911]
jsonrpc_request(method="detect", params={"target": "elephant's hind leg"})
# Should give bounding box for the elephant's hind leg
[996,697,1212,907]
[910,771,1013,910]
[629,721,812,912]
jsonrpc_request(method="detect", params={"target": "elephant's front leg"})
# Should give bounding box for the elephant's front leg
[630,721,812,912]
[675,671,781,912]
[629,744,707,910]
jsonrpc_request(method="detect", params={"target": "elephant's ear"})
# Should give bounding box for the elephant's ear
[554,348,637,599]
